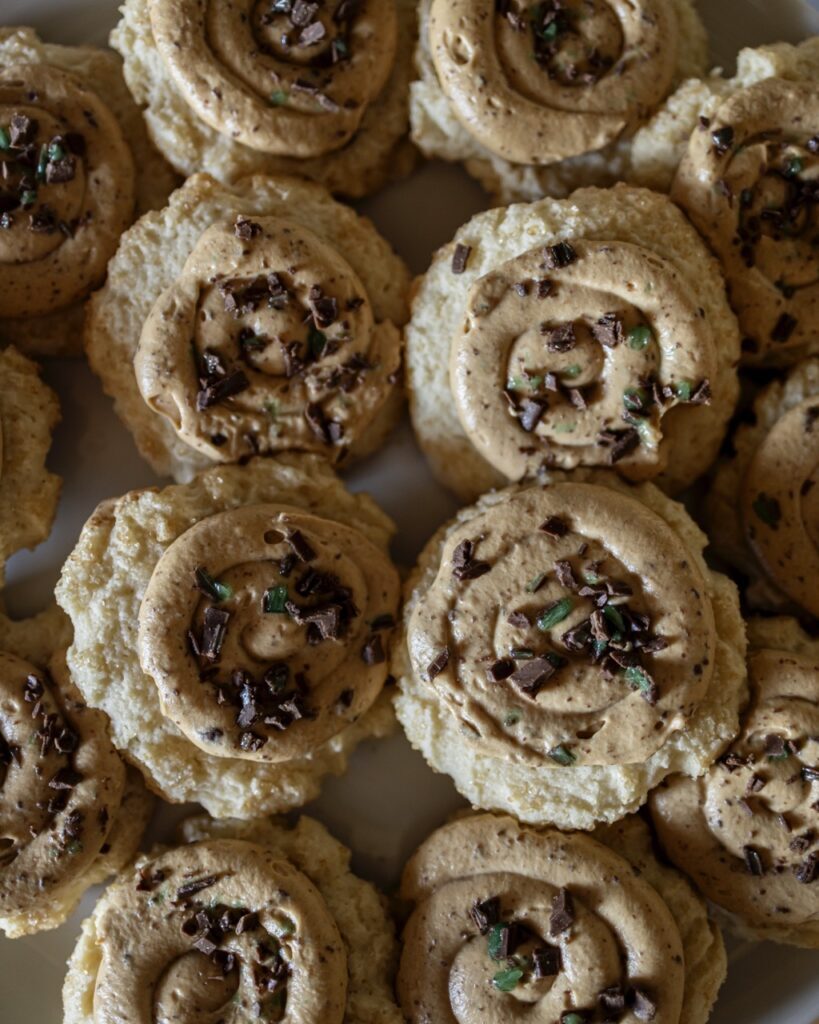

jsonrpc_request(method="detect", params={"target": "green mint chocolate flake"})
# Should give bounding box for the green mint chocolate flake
[195,567,233,603]
[263,585,289,614]
[625,666,654,697]
[0,127,9,150]
[526,571,548,593]
[562,364,581,379]
[504,710,522,727]
[627,325,652,350]
[548,744,576,766]
[487,922,509,960]
[673,380,692,401]
[270,90,289,106]
[493,968,524,992]
[602,604,625,633]
[537,598,573,631]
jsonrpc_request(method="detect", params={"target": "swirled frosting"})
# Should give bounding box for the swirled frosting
[651,633,819,940]
[138,503,399,761]
[739,393,819,617]
[88,838,347,1023]
[135,213,402,463]
[451,238,716,484]
[672,77,819,364]
[398,813,685,1024]
[0,650,126,931]
[0,63,135,318]
[406,480,715,769]
[149,0,397,158]
[428,0,678,165]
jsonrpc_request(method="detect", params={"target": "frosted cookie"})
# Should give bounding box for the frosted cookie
[650,616,819,948]
[64,814,402,1024]
[0,606,153,938]
[111,0,416,198]
[86,173,410,482]
[631,39,819,366]
[56,456,401,819]
[411,0,707,204]
[394,473,747,830]
[407,184,740,503]
[398,812,725,1024]
[0,27,177,357]
[707,358,819,619]
[0,346,60,585]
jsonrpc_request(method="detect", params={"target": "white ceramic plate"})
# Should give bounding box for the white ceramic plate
[2,1,819,1020]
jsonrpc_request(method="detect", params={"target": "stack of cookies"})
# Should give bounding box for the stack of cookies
[0,2,816,1022]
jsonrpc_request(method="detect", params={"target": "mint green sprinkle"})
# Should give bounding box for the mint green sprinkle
[628,325,652,350]
[673,380,692,401]
[493,967,524,992]
[487,922,508,959]
[526,571,547,593]
[537,597,572,631]
[625,666,654,697]
[195,567,233,603]
[548,744,576,766]
[602,604,625,633]
[263,585,288,614]
[786,156,804,177]
[562,364,582,379]
[270,90,289,106]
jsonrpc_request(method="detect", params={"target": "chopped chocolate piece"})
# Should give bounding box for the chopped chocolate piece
[549,887,574,935]
[539,516,568,538]
[802,766,819,782]
[199,607,230,662]
[299,19,326,45]
[567,388,587,411]
[592,313,624,347]
[305,402,342,445]
[606,428,640,464]
[711,125,734,155]
[544,322,576,352]
[554,559,578,590]
[235,911,259,934]
[533,946,561,978]
[427,648,449,680]
[175,875,218,901]
[136,868,166,892]
[689,379,712,405]
[361,634,385,665]
[469,895,500,934]
[197,369,250,411]
[721,751,748,772]
[746,773,765,794]
[599,985,626,1021]
[48,767,82,790]
[287,529,316,563]
[629,987,657,1022]
[519,398,548,433]
[543,241,577,269]
[507,611,530,629]
[510,656,555,696]
[743,845,765,876]
[771,312,797,343]
[9,113,36,146]
[45,157,75,184]
[234,216,261,240]
[239,731,266,752]
[795,852,818,884]
[451,243,471,274]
